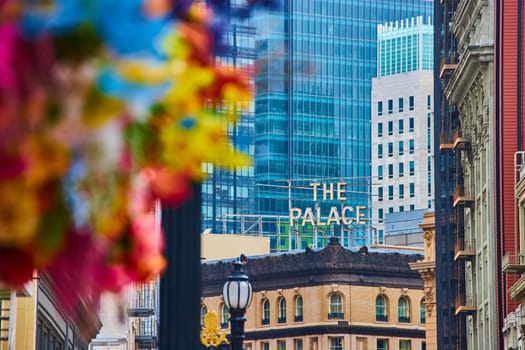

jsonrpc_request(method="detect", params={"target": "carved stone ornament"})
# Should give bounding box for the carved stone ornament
[293,287,300,294]
[331,284,339,292]
[379,286,386,294]
[401,288,409,295]
[200,311,229,347]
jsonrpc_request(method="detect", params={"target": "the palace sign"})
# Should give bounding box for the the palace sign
[289,182,367,226]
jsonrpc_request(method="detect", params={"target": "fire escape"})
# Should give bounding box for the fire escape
[437,0,472,348]
[128,281,159,350]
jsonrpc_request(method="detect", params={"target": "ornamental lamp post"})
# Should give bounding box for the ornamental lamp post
[222,257,253,350]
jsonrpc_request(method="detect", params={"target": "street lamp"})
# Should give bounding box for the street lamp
[222,257,252,350]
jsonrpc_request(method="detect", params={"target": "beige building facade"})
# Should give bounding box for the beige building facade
[202,237,427,350]
[444,0,496,348]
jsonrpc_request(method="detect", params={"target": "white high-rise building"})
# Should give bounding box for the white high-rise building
[371,17,434,244]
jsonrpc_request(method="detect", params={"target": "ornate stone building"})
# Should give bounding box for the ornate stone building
[441,0,496,348]
[410,212,437,350]
[202,237,427,350]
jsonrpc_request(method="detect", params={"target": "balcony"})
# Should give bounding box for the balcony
[398,316,410,324]
[455,296,476,315]
[502,253,525,274]
[453,128,471,150]
[440,132,454,150]
[376,315,388,322]
[328,312,344,320]
[134,318,158,349]
[127,307,154,317]
[453,187,474,208]
[454,239,475,261]
[440,56,458,79]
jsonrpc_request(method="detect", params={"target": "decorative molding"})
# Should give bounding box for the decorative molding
[331,284,339,292]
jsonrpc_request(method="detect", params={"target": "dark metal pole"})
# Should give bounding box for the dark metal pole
[159,183,202,349]
[229,309,246,350]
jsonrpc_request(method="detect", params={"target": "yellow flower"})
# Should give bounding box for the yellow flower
[0,180,39,246]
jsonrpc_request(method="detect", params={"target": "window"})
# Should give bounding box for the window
[388,121,393,135]
[278,340,286,350]
[398,119,404,134]
[398,141,404,155]
[378,144,383,159]
[328,293,343,319]
[378,123,383,137]
[409,183,415,198]
[378,165,383,180]
[420,299,426,324]
[398,97,404,112]
[262,299,270,325]
[378,101,383,116]
[422,341,426,350]
[278,297,287,323]
[409,96,414,110]
[400,340,411,350]
[376,295,388,322]
[378,187,383,202]
[388,142,393,157]
[410,204,415,211]
[399,184,405,199]
[398,297,410,323]
[427,95,431,109]
[409,161,415,176]
[294,339,303,350]
[399,205,404,212]
[409,139,414,154]
[295,296,303,322]
[388,99,393,114]
[261,342,270,350]
[329,337,343,350]
[388,207,394,213]
[388,164,393,178]
[378,208,384,222]
[409,117,415,131]
[399,163,404,177]
[388,186,394,200]
[201,305,208,326]
[377,339,389,350]
[221,304,229,328]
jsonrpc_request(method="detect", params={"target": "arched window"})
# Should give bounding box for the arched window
[261,299,270,325]
[398,297,410,323]
[295,295,303,322]
[278,297,287,323]
[328,293,343,319]
[200,305,208,326]
[420,299,426,324]
[376,295,388,322]
[221,304,229,329]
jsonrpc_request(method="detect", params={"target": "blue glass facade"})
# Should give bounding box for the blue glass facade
[378,16,434,77]
[201,9,256,233]
[254,1,433,248]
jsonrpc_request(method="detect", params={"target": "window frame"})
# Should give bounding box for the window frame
[376,295,388,322]
[261,299,270,325]
[398,297,410,323]
[278,297,287,323]
[328,293,344,319]
[295,295,303,322]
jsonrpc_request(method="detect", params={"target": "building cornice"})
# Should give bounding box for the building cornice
[202,238,423,295]
[244,324,425,340]
[445,44,493,105]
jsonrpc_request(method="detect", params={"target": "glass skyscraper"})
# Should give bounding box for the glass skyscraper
[201,4,257,234]
[254,1,433,249]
